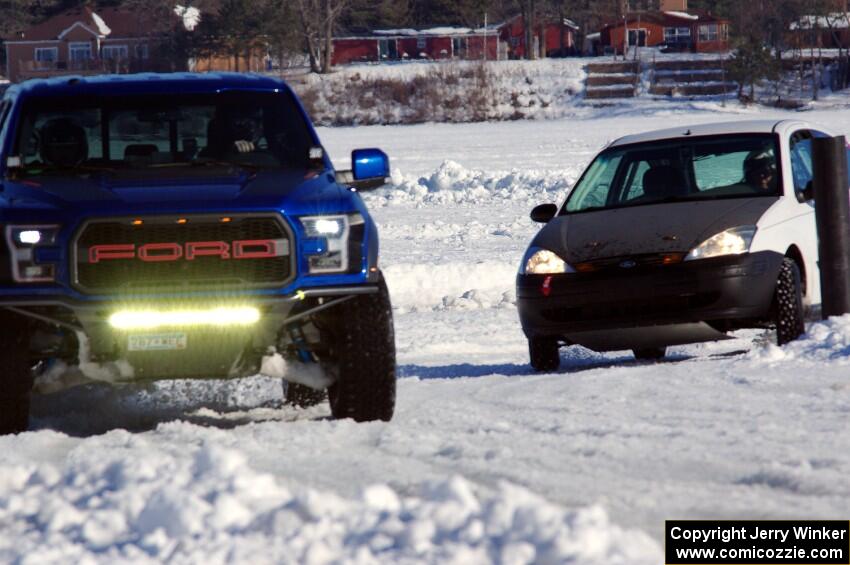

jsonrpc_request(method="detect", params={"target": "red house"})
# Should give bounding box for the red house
[332,16,579,66]
[599,10,730,54]
[332,27,500,66]
[498,15,579,59]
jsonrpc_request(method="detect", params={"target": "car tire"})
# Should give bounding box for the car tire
[529,338,560,371]
[326,274,396,422]
[774,257,805,346]
[284,381,326,408]
[633,347,666,360]
[0,313,33,435]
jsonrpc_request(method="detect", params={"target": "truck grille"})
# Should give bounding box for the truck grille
[73,214,294,293]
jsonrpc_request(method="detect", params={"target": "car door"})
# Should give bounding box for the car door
[786,129,822,305]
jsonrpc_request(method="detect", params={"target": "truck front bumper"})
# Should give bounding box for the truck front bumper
[2,285,379,379]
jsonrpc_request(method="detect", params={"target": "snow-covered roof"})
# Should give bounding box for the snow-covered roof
[174,5,201,31]
[373,27,486,37]
[563,18,580,30]
[90,11,112,35]
[664,11,699,21]
[791,13,850,30]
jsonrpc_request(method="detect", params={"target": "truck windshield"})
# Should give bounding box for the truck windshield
[564,134,781,213]
[11,91,314,176]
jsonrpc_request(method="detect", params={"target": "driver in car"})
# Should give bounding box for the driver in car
[743,149,778,193]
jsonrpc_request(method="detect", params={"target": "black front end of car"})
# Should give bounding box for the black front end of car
[517,251,786,351]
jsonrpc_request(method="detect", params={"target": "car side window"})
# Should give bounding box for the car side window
[790,131,814,194]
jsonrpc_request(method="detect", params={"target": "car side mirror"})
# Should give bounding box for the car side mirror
[530,203,558,223]
[796,179,814,202]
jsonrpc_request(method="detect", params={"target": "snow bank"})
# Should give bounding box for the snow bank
[365,160,573,207]
[749,315,850,364]
[384,261,517,312]
[0,440,661,564]
[295,59,587,126]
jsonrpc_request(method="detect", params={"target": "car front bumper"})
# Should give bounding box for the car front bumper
[517,251,786,348]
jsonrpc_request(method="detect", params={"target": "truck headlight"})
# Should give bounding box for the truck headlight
[521,247,575,275]
[300,213,363,274]
[5,225,60,282]
[684,226,757,261]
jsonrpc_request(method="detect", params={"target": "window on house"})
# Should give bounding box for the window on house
[34,47,58,62]
[135,44,149,59]
[664,27,691,43]
[69,42,92,61]
[698,24,718,42]
[102,45,128,60]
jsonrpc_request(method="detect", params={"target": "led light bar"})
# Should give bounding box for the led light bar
[108,307,260,330]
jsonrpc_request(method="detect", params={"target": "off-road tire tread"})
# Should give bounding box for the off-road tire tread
[284,381,326,408]
[0,313,33,435]
[327,275,396,422]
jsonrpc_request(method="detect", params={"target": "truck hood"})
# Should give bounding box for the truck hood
[0,170,350,217]
[532,197,778,263]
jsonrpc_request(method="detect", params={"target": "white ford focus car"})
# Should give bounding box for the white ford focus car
[517,120,840,370]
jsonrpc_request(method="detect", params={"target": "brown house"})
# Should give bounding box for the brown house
[3,5,178,83]
[3,5,268,83]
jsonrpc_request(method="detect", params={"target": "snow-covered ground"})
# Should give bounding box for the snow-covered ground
[5,105,850,563]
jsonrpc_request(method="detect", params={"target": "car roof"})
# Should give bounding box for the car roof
[608,119,826,148]
[6,72,290,99]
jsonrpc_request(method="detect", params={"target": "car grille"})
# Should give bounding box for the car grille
[541,292,720,323]
[73,214,293,293]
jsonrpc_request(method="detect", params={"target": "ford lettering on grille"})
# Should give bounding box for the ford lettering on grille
[88,240,287,263]
[74,215,294,293]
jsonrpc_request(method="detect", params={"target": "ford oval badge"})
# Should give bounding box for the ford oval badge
[619,260,637,269]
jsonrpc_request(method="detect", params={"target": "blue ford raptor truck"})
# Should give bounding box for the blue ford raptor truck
[0,73,396,433]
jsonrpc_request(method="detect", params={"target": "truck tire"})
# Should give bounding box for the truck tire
[327,275,396,422]
[529,338,560,372]
[0,313,33,435]
[774,257,805,346]
[633,347,666,360]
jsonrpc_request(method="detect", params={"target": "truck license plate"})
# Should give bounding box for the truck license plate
[128,332,188,352]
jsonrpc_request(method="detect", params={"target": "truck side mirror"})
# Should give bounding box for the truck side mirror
[530,203,558,223]
[351,148,389,191]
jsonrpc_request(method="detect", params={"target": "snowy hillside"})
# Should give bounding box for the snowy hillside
[4,105,850,562]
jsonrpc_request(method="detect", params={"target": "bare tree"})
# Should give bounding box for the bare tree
[295,0,350,73]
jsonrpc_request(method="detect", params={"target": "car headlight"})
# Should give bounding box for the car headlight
[521,247,575,274]
[684,226,757,261]
[300,213,363,274]
[5,225,60,283]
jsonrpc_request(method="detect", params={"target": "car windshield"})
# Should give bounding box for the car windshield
[564,134,781,213]
[11,91,314,177]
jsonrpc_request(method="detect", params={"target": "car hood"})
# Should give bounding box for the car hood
[0,170,350,217]
[532,197,778,263]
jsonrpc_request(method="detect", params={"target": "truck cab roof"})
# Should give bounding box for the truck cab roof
[6,72,290,99]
